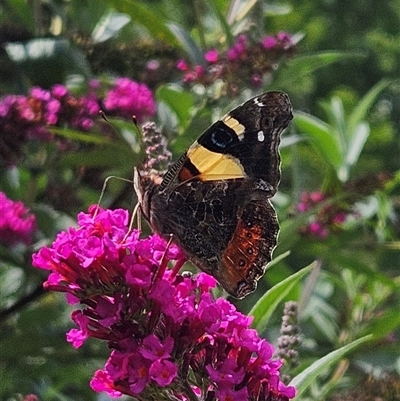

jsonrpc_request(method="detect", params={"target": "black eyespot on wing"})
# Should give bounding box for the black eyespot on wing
[198,121,239,153]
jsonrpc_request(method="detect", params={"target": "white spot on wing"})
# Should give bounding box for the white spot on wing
[254,98,265,107]
[257,130,265,142]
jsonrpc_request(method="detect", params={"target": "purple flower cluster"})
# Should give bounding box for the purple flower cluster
[0,78,155,166]
[176,32,296,95]
[0,191,36,246]
[297,191,349,239]
[0,84,99,165]
[103,78,156,121]
[32,207,296,401]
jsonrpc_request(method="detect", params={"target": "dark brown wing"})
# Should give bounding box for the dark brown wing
[136,91,292,298]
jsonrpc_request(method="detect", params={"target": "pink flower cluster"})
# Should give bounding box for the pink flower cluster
[103,78,156,121]
[176,32,296,94]
[297,191,348,239]
[0,191,36,246]
[32,206,295,401]
[0,78,155,166]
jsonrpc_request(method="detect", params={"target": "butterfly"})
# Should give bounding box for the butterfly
[134,91,293,298]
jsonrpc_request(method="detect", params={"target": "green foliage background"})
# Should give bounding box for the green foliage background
[0,0,399,400]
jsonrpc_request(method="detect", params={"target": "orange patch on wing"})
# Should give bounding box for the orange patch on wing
[219,217,265,296]
[178,166,197,181]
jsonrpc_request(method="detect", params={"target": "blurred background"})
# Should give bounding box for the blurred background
[0,0,399,400]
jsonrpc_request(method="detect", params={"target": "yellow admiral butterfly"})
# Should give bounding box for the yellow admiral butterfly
[134,91,293,298]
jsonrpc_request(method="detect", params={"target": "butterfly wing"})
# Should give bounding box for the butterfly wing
[136,91,292,298]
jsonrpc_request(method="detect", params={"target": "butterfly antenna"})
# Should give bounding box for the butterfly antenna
[130,115,148,169]
[93,175,135,220]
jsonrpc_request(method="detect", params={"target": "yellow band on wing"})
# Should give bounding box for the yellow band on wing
[222,115,245,136]
[187,144,245,180]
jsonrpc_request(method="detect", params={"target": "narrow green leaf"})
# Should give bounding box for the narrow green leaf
[91,10,131,43]
[272,52,359,89]
[103,0,177,44]
[348,79,391,133]
[290,335,373,396]
[345,121,370,167]
[156,85,194,127]
[359,309,400,340]
[49,127,113,145]
[249,263,315,332]
[321,97,347,150]
[57,147,134,168]
[293,111,342,170]
[226,0,258,24]
[324,253,398,290]
[264,3,293,15]
[167,22,205,65]
[203,0,234,45]
[104,118,142,152]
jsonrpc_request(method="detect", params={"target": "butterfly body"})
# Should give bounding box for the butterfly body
[135,91,293,298]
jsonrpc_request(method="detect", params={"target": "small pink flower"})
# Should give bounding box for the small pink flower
[216,386,249,401]
[252,74,262,87]
[90,370,122,397]
[0,192,36,246]
[89,79,101,89]
[194,64,205,77]
[149,359,178,386]
[262,35,278,49]
[103,78,155,121]
[227,47,239,61]
[51,84,68,98]
[205,49,219,63]
[309,222,329,238]
[333,212,347,224]
[310,191,325,203]
[176,59,189,71]
[277,31,292,44]
[140,335,174,361]
[146,59,160,70]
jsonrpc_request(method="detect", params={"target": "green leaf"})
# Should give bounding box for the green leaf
[156,85,194,128]
[345,121,370,167]
[103,118,142,153]
[348,79,391,133]
[321,97,347,149]
[264,3,293,16]
[293,111,342,170]
[290,335,373,396]
[324,253,398,291]
[49,127,114,145]
[167,22,205,65]
[203,0,234,45]
[272,51,358,89]
[103,0,178,44]
[57,147,135,168]
[91,10,131,43]
[226,0,259,24]
[4,38,91,86]
[32,204,78,237]
[6,0,35,32]
[249,263,315,332]
[359,308,400,340]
